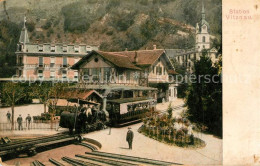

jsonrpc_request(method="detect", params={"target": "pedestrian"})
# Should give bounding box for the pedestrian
[126,127,134,150]
[17,114,23,130]
[26,114,32,129]
[6,111,11,122]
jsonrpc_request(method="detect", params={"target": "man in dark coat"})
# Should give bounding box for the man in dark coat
[126,127,134,149]
[17,114,23,130]
[26,114,32,129]
[6,111,11,122]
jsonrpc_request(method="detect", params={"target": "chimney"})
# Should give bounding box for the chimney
[134,51,138,64]
[153,44,157,50]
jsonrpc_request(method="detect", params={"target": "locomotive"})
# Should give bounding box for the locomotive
[59,104,107,134]
[59,97,156,133]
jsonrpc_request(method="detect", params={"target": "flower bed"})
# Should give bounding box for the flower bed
[139,107,206,149]
[138,125,205,148]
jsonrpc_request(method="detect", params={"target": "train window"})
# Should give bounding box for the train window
[106,103,112,111]
[115,104,120,113]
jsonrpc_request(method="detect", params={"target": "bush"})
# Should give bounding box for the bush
[41,21,52,30]
[26,21,35,32]
[47,28,54,37]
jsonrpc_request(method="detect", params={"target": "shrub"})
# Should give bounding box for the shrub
[41,21,52,30]
[26,21,35,32]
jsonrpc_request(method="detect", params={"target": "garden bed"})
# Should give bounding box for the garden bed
[138,125,206,149]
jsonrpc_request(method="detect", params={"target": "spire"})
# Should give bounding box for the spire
[201,1,206,20]
[19,16,30,44]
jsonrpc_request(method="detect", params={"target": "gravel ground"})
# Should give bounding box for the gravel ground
[85,123,222,165]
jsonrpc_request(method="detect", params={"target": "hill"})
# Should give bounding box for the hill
[0,0,222,77]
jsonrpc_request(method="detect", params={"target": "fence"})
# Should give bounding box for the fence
[0,121,60,131]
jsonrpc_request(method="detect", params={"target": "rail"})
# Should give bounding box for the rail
[85,151,182,165]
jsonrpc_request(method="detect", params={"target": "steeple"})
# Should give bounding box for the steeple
[19,16,29,44]
[201,1,206,21]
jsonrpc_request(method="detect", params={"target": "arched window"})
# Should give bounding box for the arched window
[203,36,206,42]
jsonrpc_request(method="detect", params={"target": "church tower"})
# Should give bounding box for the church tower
[195,2,210,52]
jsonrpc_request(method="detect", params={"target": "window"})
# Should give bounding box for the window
[203,36,206,42]
[164,68,166,75]
[39,57,43,67]
[50,71,55,79]
[156,66,162,75]
[92,68,100,82]
[215,54,218,59]
[126,71,131,81]
[63,46,67,52]
[103,67,111,82]
[63,57,67,67]
[38,70,43,78]
[83,69,90,81]
[74,46,79,53]
[18,56,23,65]
[51,46,55,52]
[203,45,205,49]
[153,66,155,73]
[62,70,67,78]
[38,45,43,52]
[50,57,55,67]
[18,70,22,77]
[74,71,78,81]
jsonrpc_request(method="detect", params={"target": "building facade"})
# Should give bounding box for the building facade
[195,2,210,52]
[16,17,99,81]
[71,49,178,103]
[165,2,220,72]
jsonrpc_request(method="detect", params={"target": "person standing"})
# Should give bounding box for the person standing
[6,111,11,122]
[126,127,134,150]
[17,115,23,130]
[26,114,32,130]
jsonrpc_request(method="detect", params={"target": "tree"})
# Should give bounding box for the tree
[167,102,173,119]
[48,83,68,118]
[2,82,25,130]
[30,82,52,113]
[185,52,222,137]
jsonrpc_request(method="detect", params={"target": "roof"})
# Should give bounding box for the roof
[72,50,141,70]
[59,89,103,100]
[168,69,178,75]
[16,43,98,55]
[72,49,172,71]
[112,49,165,66]
[108,97,155,104]
[96,51,141,70]
[71,84,157,91]
[19,27,29,44]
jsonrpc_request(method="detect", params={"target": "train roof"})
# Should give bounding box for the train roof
[107,97,155,104]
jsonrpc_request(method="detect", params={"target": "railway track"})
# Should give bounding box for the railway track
[84,151,181,165]
[0,133,79,160]
[30,149,182,165]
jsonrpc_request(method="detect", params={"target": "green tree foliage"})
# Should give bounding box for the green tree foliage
[185,53,222,137]
[108,10,136,31]
[26,21,35,32]
[1,82,25,130]
[30,82,52,113]
[0,20,20,78]
[41,20,52,30]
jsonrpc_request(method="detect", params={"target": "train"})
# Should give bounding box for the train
[59,97,156,133]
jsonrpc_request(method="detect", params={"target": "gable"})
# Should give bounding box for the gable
[81,53,112,68]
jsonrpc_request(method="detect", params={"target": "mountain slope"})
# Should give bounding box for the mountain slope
[0,0,222,77]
